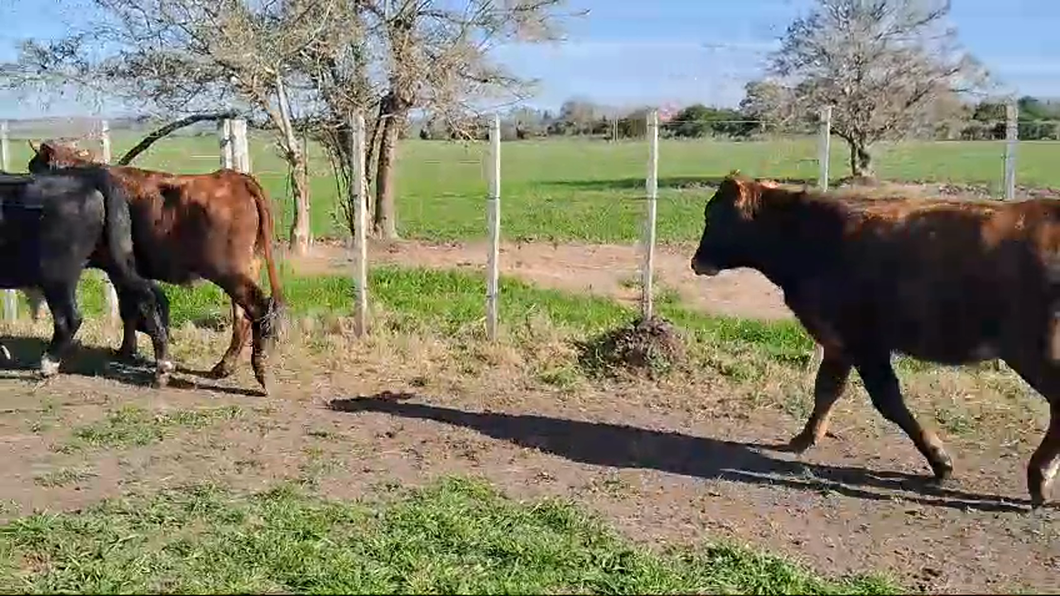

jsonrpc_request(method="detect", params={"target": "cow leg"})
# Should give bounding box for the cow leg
[1003,358,1060,509]
[115,287,142,361]
[1029,401,1060,510]
[140,297,174,388]
[25,287,46,322]
[209,300,251,379]
[787,353,852,452]
[113,281,170,363]
[856,356,954,482]
[210,259,260,379]
[39,283,82,378]
[104,268,173,387]
[215,272,276,395]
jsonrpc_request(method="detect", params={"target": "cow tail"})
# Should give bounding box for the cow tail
[91,166,140,284]
[244,174,285,308]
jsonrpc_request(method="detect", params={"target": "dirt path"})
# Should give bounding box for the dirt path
[1,241,1057,593]
[284,239,793,321]
[0,350,1055,594]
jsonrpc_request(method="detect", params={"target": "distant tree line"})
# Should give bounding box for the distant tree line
[402,93,1060,143]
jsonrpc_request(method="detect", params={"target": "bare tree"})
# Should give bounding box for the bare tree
[758,0,988,178]
[1,0,339,255]
[293,0,581,240]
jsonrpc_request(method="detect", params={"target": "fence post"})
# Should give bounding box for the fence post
[485,114,502,341]
[1004,100,1018,201]
[641,109,659,321]
[818,106,832,191]
[219,119,234,169]
[99,119,112,164]
[231,118,251,173]
[808,105,833,373]
[0,121,15,323]
[99,119,120,326]
[350,113,369,338]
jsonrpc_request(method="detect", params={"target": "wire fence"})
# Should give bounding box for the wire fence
[4,101,1058,339]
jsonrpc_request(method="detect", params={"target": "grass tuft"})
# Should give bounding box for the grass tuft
[58,405,243,452]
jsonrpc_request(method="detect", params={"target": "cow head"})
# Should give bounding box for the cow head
[690,171,778,276]
[27,140,96,173]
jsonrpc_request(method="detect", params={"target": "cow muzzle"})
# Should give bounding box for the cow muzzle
[690,257,719,277]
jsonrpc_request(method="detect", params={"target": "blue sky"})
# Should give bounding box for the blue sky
[1,0,1058,119]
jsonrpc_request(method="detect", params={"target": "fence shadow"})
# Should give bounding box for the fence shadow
[542,176,820,193]
[328,391,1034,514]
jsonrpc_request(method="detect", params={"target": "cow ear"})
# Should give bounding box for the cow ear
[27,140,41,155]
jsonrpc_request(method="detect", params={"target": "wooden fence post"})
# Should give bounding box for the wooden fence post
[219,119,234,169]
[486,114,501,341]
[231,118,251,173]
[1,121,15,323]
[818,106,832,191]
[641,109,659,321]
[350,113,368,337]
[1004,100,1018,201]
[99,119,120,326]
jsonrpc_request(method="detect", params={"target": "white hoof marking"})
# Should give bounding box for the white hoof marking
[39,355,60,377]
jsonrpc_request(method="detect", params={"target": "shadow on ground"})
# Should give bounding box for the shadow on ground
[0,333,259,396]
[329,391,1038,515]
[542,176,820,193]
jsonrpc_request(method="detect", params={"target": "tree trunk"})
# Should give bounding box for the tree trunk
[373,92,406,240]
[365,106,384,226]
[272,74,312,255]
[287,152,311,255]
[846,138,874,178]
[373,116,401,239]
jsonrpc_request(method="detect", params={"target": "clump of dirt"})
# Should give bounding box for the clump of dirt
[576,315,686,379]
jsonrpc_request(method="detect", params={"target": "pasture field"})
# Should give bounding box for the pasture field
[0,265,1056,593]
[0,129,1058,593]
[9,130,1060,243]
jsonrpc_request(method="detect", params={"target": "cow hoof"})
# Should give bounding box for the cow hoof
[39,355,60,378]
[153,360,175,388]
[929,458,954,484]
[784,433,815,454]
[209,362,234,379]
[112,348,140,363]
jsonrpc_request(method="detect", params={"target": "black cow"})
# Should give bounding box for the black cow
[0,165,172,385]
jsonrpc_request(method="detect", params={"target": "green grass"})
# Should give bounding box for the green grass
[60,266,815,366]
[0,476,901,594]
[45,265,955,376]
[10,132,1059,244]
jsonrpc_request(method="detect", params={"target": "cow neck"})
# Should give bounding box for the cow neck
[745,189,845,291]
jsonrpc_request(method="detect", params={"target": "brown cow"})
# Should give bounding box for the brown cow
[27,140,284,395]
[690,171,1060,510]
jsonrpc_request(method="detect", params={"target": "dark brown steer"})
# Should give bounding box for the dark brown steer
[690,171,1060,509]
[27,140,285,395]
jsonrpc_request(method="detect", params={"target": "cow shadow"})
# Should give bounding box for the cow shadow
[543,176,819,193]
[0,333,258,396]
[328,391,1036,514]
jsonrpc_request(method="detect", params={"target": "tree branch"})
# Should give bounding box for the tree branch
[116,111,238,165]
